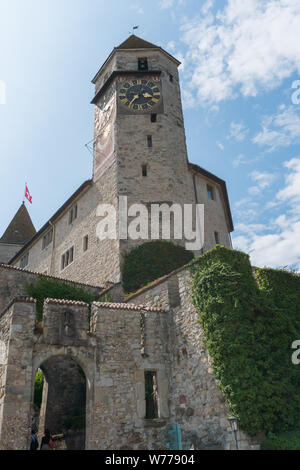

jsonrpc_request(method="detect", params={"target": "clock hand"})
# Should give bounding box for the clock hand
[129,94,139,107]
[142,92,153,98]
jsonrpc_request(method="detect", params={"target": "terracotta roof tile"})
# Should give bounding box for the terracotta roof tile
[93,301,166,313]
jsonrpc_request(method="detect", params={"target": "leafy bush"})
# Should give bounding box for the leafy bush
[261,431,300,450]
[190,245,300,437]
[25,278,98,322]
[122,241,194,293]
[34,369,44,409]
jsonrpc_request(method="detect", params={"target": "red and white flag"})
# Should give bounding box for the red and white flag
[25,185,32,204]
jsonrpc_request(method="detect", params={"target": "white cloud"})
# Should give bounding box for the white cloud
[253,105,300,152]
[233,158,300,270]
[159,0,185,9]
[233,154,246,167]
[167,41,176,51]
[228,121,249,142]
[217,141,224,150]
[250,169,275,187]
[201,0,214,15]
[180,0,300,103]
[130,3,144,14]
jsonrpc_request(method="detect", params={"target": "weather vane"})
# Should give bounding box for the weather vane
[130,25,139,35]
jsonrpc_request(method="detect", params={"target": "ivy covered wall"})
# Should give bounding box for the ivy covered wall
[190,245,300,437]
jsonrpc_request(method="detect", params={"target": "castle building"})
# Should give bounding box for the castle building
[0,36,258,452]
[4,35,233,287]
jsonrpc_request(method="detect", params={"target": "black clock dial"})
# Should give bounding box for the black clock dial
[118,79,161,111]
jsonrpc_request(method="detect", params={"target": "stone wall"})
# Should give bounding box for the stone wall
[0,263,103,314]
[125,267,260,450]
[0,243,23,264]
[0,263,260,450]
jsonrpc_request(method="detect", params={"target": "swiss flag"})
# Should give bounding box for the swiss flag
[25,185,32,204]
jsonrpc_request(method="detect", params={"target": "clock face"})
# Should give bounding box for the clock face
[118,79,162,112]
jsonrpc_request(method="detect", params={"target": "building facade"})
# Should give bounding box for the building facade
[5,35,233,287]
[0,36,251,451]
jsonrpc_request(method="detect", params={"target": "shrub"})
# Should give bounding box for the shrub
[261,431,300,450]
[122,241,194,293]
[25,277,98,322]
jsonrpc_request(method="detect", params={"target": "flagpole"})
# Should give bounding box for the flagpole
[23,182,26,205]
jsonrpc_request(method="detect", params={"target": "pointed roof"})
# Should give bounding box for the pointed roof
[117,35,159,50]
[92,34,181,84]
[0,203,36,245]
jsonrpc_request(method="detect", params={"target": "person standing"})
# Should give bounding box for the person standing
[30,429,39,451]
[40,429,54,450]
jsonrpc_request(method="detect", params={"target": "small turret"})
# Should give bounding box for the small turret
[0,203,36,264]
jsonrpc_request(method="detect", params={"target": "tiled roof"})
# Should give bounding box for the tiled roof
[45,298,90,307]
[117,35,160,50]
[0,203,36,245]
[93,301,166,313]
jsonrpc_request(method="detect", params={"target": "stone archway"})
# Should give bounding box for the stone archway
[33,355,87,450]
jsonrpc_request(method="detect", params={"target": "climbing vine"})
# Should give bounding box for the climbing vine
[190,245,300,437]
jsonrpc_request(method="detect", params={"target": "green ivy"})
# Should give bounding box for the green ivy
[190,245,300,437]
[25,278,98,322]
[122,241,194,293]
[261,431,300,450]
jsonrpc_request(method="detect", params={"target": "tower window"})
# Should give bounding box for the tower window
[83,235,89,252]
[69,204,78,225]
[147,135,153,148]
[145,371,159,419]
[151,114,157,123]
[142,165,148,177]
[214,231,220,244]
[207,185,214,200]
[138,58,148,71]
[169,74,174,83]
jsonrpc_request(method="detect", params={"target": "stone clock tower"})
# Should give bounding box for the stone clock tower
[91,35,195,256]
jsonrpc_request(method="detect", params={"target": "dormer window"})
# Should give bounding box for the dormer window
[138,58,148,71]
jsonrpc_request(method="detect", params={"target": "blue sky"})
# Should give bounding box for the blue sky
[1,0,300,269]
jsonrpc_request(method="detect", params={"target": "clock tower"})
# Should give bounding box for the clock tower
[91,35,195,256]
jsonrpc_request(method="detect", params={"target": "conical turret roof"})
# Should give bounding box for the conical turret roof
[0,203,36,245]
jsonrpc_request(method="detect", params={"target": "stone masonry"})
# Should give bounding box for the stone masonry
[0,262,260,450]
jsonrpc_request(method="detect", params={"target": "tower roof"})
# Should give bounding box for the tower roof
[117,35,159,50]
[92,35,181,84]
[0,203,36,245]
